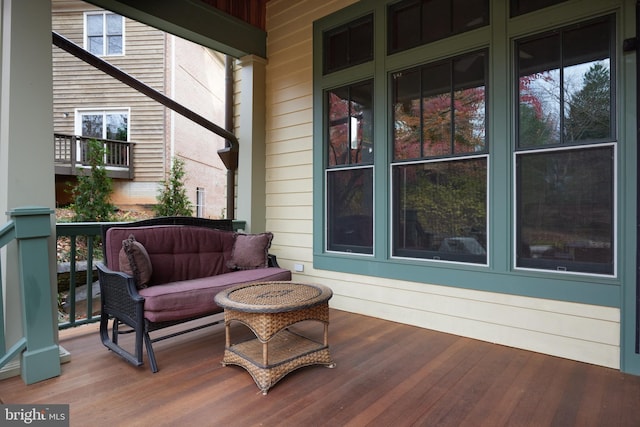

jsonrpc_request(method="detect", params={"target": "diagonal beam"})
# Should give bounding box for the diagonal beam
[52,31,238,149]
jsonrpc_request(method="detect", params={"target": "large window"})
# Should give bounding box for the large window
[326,81,374,254]
[391,50,488,263]
[85,12,124,56]
[315,0,622,290]
[515,16,615,274]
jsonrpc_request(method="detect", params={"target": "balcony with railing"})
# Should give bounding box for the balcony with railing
[54,133,134,179]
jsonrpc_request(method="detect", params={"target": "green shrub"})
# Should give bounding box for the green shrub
[153,157,193,217]
[69,139,115,222]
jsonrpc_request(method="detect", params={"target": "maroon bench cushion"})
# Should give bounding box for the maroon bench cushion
[105,225,235,286]
[139,267,292,322]
[105,224,293,323]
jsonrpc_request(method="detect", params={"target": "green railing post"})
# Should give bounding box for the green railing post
[10,206,60,384]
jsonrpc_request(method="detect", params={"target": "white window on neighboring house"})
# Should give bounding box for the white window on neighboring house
[77,110,128,141]
[196,187,206,218]
[76,109,129,166]
[85,11,124,56]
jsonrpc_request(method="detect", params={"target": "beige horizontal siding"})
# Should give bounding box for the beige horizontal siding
[264,0,360,292]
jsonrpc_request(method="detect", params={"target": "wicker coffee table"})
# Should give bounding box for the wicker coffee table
[214,281,335,394]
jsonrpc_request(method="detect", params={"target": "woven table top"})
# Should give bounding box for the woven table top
[215,281,333,313]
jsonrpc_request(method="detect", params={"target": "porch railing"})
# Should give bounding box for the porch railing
[0,207,60,384]
[56,222,104,330]
[54,133,134,179]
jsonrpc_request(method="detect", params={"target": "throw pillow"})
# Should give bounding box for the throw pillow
[226,232,273,270]
[119,234,153,288]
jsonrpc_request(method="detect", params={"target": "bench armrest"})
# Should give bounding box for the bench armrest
[267,254,280,268]
[96,262,144,325]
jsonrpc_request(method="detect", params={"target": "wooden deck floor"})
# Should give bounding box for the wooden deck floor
[1,309,640,427]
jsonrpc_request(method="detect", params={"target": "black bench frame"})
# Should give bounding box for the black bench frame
[97,216,241,373]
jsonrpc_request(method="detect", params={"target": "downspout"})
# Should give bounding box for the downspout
[169,35,176,162]
[224,55,236,219]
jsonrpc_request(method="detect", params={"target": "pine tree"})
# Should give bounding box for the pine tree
[69,139,115,222]
[153,157,194,217]
[565,63,610,141]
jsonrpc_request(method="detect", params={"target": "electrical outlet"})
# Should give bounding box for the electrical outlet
[294,263,304,272]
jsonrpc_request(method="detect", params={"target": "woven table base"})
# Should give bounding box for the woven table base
[224,304,330,342]
[223,329,335,394]
[216,282,335,394]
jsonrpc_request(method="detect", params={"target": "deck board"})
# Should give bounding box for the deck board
[1,309,639,426]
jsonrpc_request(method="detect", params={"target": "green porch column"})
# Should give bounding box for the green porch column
[237,55,267,233]
[0,0,58,382]
[10,207,60,384]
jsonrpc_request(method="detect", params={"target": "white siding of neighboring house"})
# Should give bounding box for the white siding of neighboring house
[262,0,621,369]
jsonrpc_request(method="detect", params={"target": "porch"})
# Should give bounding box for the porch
[1,310,639,426]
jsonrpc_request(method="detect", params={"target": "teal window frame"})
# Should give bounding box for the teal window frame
[312,0,627,309]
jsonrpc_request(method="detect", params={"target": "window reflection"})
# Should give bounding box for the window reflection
[327,81,373,167]
[393,69,421,160]
[510,0,568,17]
[393,51,486,160]
[82,114,103,138]
[106,113,128,141]
[81,112,128,141]
[323,14,373,74]
[327,168,374,254]
[515,15,615,276]
[422,62,452,157]
[326,80,374,255]
[393,158,487,263]
[517,16,613,147]
[389,0,489,54]
[516,146,613,274]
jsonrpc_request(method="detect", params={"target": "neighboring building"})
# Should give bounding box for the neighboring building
[51,0,228,218]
